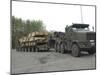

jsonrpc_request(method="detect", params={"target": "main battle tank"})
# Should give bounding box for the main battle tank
[17,31,49,52]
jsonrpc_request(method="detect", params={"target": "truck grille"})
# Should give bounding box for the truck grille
[87,32,96,40]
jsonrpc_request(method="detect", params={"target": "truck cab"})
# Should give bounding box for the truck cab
[65,24,96,57]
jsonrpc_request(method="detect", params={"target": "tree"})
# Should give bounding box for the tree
[11,16,46,49]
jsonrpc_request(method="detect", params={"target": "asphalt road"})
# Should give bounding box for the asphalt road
[11,49,96,74]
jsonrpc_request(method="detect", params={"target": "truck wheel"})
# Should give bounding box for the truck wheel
[57,43,60,53]
[71,44,80,57]
[55,43,58,52]
[60,43,65,54]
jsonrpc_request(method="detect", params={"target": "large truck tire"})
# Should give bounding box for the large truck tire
[71,44,80,57]
[60,43,65,54]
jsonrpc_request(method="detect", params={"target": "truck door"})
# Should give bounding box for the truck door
[66,27,73,50]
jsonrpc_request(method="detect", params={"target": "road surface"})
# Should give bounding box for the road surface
[11,49,96,74]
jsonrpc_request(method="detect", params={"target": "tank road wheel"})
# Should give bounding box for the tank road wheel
[22,47,24,52]
[29,47,32,52]
[18,47,21,52]
[58,43,61,53]
[19,47,21,51]
[60,43,65,54]
[27,47,30,52]
[71,44,80,57]
[32,47,35,52]
[25,47,28,52]
[23,48,26,52]
[24,47,27,52]
[35,47,39,52]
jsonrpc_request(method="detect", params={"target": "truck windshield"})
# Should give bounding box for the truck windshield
[72,28,90,32]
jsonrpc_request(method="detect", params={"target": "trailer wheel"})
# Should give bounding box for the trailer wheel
[71,44,80,57]
[60,43,65,54]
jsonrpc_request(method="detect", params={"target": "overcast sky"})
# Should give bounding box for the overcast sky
[12,1,95,32]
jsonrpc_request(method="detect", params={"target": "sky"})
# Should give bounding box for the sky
[12,1,95,32]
